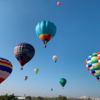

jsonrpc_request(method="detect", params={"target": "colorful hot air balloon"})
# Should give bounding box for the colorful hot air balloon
[59,78,66,88]
[86,53,100,82]
[52,55,58,62]
[85,57,100,81]
[35,21,56,48]
[24,76,28,80]
[86,55,96,77]
[57,2,61,6]
[0,58,13,84]
[14,43,35,70]
[34,68,39,74]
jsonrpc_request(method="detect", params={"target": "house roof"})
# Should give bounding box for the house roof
[80,96,90,98]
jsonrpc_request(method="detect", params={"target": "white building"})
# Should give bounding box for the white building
[15,96,25,99]
[80,96,90,99]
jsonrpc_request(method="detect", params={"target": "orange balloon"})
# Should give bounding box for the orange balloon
[57,2,61,6]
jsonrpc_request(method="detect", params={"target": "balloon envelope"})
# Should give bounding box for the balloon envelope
[51,88,53,91]
[14,43,35,69]
[86,55,96,77]
[59,78,66,88]
[53,55,58,62]
[0,58,13,84]
[35,21,56,47]
[57,2,61,6]
[34,68,39,74]
[24,76,28,80]
[86,53,100,82]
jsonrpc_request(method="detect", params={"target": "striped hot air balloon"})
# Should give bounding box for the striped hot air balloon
[0,58,13,84]
[14,43,35,70]
[86,53,100,82]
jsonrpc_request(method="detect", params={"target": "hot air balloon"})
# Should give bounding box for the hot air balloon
[0,58,13,84]
[86,57,100,81]
[59,78,66,88]
[57,2,61,6]
[86,53,100,82]
[35,21,56,48]
[86,55,96,77]
[24,76,28,80]
[52,55,58,62]
[14,43,35,70]
[51,88,53,91]
[34,68,39,74]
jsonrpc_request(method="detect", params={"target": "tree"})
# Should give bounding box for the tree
[26,96,32,100]
[55,95,67,100]
[37,96,44,100]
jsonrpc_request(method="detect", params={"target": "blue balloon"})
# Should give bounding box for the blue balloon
[35,21,56,47]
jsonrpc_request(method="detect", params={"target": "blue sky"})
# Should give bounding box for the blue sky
[0,0,100,98]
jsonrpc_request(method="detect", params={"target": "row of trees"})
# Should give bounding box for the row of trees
[0,94,90,100]
[0,94,68,100]
[0,94,17,100]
